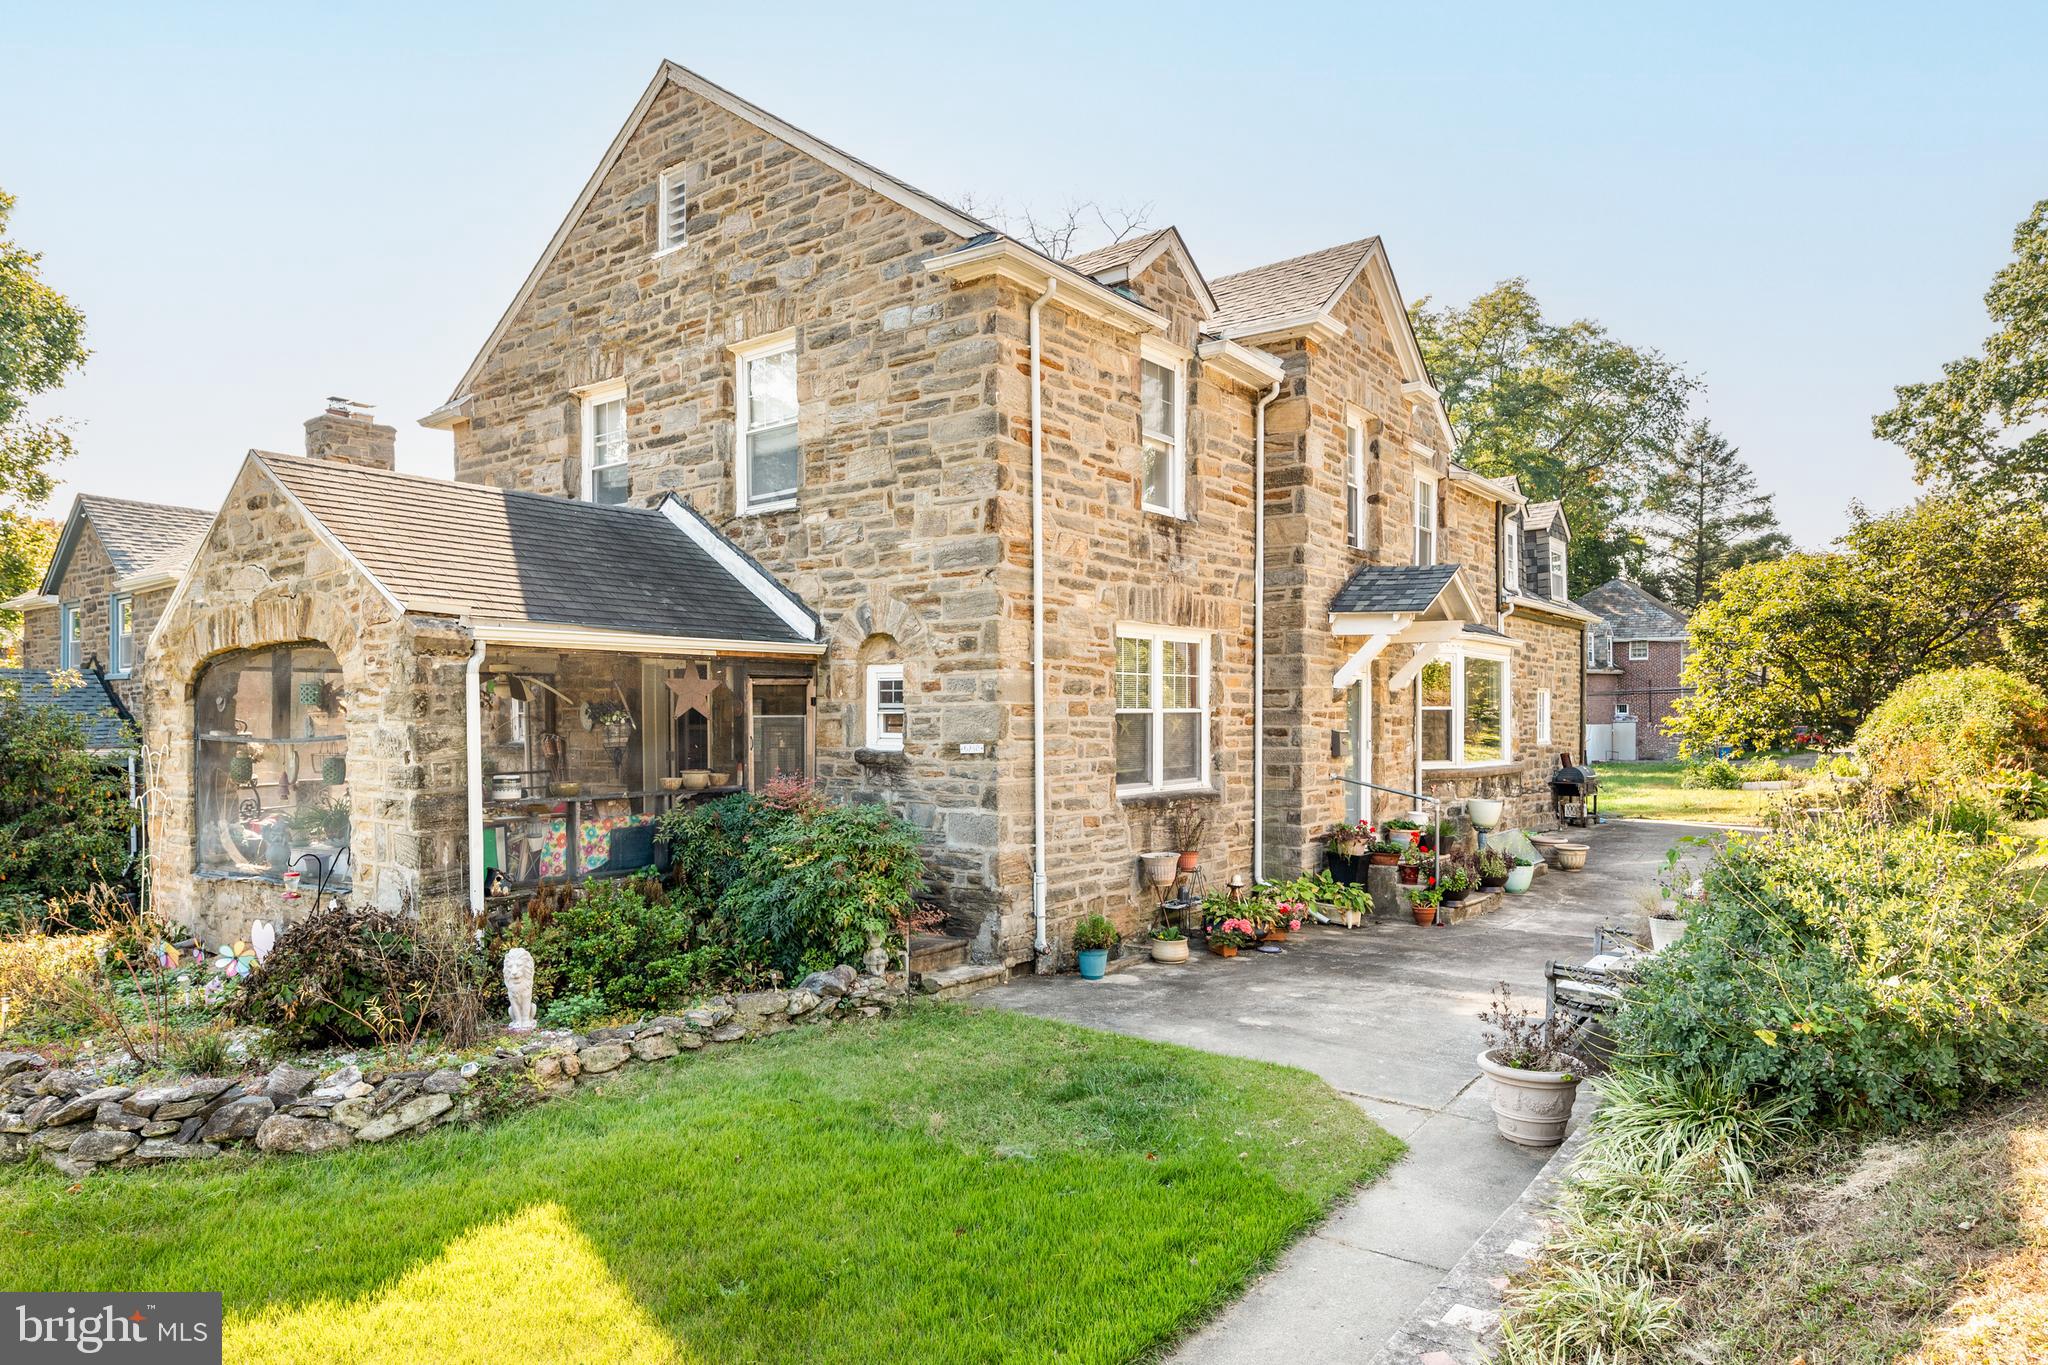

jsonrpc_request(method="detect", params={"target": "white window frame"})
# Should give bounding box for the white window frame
[733,330,800,515]
[656,165,688,255]
[1114,623,1211,796]
[1615,702,1632,718]
[1549,545,1568,599]
[865,663,906,752]
[1413,474,1437,566]
[1627,640,1650,661]
[59,604,80,670]
[578,380,630,504]
[1417,644,1514,770]
[1344,415,1367,550]
[109,594,134,677]
[1139,338,1188,518]
[1503,518,1523,594]
[1538,687,1553,746]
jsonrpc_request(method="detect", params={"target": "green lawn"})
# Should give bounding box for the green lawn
[0,1005,1400,1365]
[1593,759,1775,825]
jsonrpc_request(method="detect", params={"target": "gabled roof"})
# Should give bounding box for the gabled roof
[1522,500,1568,536]
[0,668,133,751]
[247,454,817,647]
[1064,226,1218,318]
[1211,237,1381,336]
[41,494,213,594]
[436,61,992,411]
[1329,563,1472,616]
[1574,579,1689,641]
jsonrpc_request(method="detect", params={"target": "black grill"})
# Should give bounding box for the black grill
[1549,754,1600,827]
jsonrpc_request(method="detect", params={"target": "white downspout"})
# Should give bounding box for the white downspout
[1252,380,1280,882]
[1029,278,1058,957]
[465,635,487,915]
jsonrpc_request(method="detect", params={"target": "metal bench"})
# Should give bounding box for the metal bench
[1544,924,1645,1027]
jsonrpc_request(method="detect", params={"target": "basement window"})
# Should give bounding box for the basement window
[195,644,350,888]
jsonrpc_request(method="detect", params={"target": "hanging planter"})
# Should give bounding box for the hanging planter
[320,755,347,785]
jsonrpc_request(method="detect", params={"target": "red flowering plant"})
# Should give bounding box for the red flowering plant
[1208,916,1259,950]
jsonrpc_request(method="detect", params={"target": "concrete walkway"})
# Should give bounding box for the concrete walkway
[977,819,1713,1363]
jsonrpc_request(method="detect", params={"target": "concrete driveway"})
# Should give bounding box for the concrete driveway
[977,819,1714,1364]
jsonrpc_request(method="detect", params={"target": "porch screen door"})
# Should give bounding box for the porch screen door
[748,680,810,789]
[1344,680,1373,822]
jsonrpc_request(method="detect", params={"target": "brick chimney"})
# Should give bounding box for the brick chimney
[304,397,396,470]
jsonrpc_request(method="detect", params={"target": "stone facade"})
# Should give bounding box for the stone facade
[141,460,473,944]
[422,67,1585,965]
[17,523,178,717]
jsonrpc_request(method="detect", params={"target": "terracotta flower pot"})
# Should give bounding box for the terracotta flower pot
[1398,865,1421,885]
[1411,903,1437,927]
[1210,943,1239,958]
[1177,850,1200,873]
[1368,851,1400,867]
[1263,927,1288,944]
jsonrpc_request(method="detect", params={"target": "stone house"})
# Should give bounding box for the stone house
[1576,579,1690,760]
[140,61,1589,968]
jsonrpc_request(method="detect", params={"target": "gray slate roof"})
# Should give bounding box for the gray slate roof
[0,668,133,750]
[43,495,213,594]
[1211,237,1379,334]
[1330,563,1462,615]
[1574,579,1689,641]
[256,454,813,644]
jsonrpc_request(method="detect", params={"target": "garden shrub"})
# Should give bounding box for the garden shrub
[659,792,792,908]
[1737,757,1790,783]
[1616,813,2048,1128]
[1679,756,1741,790]
[235,904,487,1048]
[1856,666,2048,818]
[721,798,929,978]
[527,875,755,1013]
[0,699,135,918]
[0,928,104,1036]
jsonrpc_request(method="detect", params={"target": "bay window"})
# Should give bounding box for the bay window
[1418,646,1512,768]
[1115,626,1208,793]
[580,383,629,505]
[195,644,350,887]
[736,333,799,513]
[1139,342,1185,517]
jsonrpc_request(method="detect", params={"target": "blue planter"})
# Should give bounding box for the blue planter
[1077,948,1109,979]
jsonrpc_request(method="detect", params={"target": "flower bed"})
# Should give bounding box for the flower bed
[1,964,902,1178]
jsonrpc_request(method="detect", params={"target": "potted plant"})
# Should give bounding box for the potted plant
[1409,885,1443,927]
[1476,983,1588,1146]
[1324,880,1373,929]
[1504,856,1537,894]
[1073,915,1119,979]
[1367,839,1404,867]
[1476,848,1510,890]
[1138,850,1180,887]
[1439,862,1473,906]
[1550,842,1590,872]
[1165,801,1207,873]
[1398,845,1427,886]
[1383,816,1422,846]
[1150,924,1190,964]
[1263,899,1305,944]
[1207,918,1257,957]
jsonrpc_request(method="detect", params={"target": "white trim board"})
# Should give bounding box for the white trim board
[657,495,818,641]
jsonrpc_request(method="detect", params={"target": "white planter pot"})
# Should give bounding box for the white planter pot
[1649,916,1688,951]
[1464,797,1505,831]
[1139,852,1180,886]
[1150,936,1190,964]
[1477,1048,1586,1147]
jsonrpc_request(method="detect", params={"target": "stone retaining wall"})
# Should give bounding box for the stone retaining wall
[0,966,900,1178]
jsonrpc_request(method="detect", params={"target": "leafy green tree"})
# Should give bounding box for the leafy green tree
[0,689,133,921]
[0,512,56,647]
[1667,494,2048,754]
[0,187,87,512]
[1875,197,2048,500]
[1411,278,1696,586]
[1640,421,1791,610]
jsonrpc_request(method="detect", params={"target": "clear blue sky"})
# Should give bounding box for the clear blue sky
[6,2,2043,547]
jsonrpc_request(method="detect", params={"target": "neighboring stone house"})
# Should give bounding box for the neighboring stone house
[141,61,1590,968]
[4,493,212,730]
[1576,579,1689,760]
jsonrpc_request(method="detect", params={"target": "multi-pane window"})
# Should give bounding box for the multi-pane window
[195,644,351,887]
[1114,627,1208,792]
[1140,350,1184,516]
[59,605,80,669]
[582,385,629,505]
[1628,640,1649,661]
[737,336,799,512]
[866,664,906,752]
[657,167,688,253]
[1549,546,1568,599]
[1503,518,1523,593]
[1413,475,1437,565]
[110,595,134,676]
[1419,649,1512,767]
[1345,422,1366,550]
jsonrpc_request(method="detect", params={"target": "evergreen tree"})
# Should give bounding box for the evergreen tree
[1640,421,1791,610]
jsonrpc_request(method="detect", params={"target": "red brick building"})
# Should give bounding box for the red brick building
[1576,579,1688,760]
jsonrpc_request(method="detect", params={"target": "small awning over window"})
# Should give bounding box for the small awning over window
[1326,564,1492,690]
[253,453,819,652]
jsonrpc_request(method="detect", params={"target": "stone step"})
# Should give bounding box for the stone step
[914,962,1010,1001]
[909,934,970,974]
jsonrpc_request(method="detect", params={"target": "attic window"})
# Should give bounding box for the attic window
[1549,546,1568,600]
[1503,519,1523,594]
[657,167,688,253]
